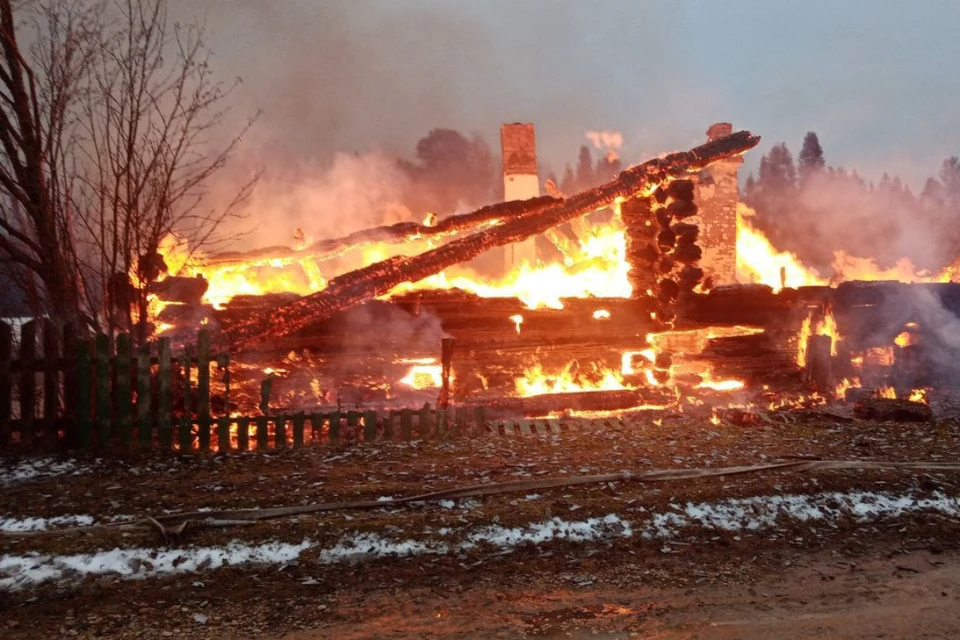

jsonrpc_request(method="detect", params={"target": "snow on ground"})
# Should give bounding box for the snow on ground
[2,489,959,590]
[0,540,311,590]
[0,515,95,533]
[0,457,96,487]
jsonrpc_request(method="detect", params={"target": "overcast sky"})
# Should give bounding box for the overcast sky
[170,0,959,189]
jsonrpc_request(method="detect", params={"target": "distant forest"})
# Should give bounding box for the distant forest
[742,132,960,275]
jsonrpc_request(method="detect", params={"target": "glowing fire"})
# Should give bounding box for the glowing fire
[399,358,443,389]
[797,307,839,367]
[908,388,928,404]
[516,361,629,396]
[877,386,897,399]
[736,204,825,291]
[593,309,611,320]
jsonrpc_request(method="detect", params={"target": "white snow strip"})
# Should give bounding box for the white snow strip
[4,490,959,591]
[0,515,95,533]
[0,540,310,590]
[642,490,960,539]
[318,514,632,563]
[0,458,91,487]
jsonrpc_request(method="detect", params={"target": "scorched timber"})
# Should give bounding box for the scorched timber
[478,388,677,418]
[202,196,561,267]
[224,130,761,351]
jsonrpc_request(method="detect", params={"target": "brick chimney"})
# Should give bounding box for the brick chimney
[500,123,539,270]
[697,122,741,285]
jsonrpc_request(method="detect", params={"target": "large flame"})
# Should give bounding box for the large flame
[736,204,825,291]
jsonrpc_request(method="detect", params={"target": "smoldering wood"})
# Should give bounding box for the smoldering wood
[804,334,834,392]
[222,131,761,351]
[853,397,933,422]
[479,388,677,418]
[151,276,208,304]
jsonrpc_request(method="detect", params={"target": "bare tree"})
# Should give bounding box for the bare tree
[0,0,101,327]
[72,0,258,342]
[0,0,257,342]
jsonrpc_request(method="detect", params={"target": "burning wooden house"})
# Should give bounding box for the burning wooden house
[144,124,960,421]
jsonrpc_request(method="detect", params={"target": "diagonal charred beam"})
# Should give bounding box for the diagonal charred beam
[223,131,760,351]
[203,195,562,267]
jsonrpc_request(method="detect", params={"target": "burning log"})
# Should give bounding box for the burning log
[202,196,562,267]
[223,130,760,351]
[480,388,677,417]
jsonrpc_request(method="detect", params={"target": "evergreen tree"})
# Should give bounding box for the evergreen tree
[798,132,825,187]
[757,142,797,194]
[575,145,595,191]
[560,164,575,195]
[940,156,960,207]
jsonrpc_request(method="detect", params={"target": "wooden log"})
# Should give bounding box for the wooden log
[805,334,834,393]
[222,131,760,351]
[853,397,933,422]
[480,388,676,417]
[203,196,562,267]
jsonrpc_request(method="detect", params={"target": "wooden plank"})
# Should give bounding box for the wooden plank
[115,333,132,447]
[0,323,11,449]
[400,409,412,441]
[518,420,532,437]
[182,348,193,420]
[256,416,269,450]
[474,406,487,433]
[178,415,192,451]
[61,324,78,448]
[137,344,152,450]
[41,319,59,449]
[275,416,287,448]
[548,419,561,435]
[94,333,110,447]
[19,320,37,448]
[157,338,173,450]
[308,413,324,444]
[75,339,92,449]
[196,331,211,452]
[329,411,340,443]
[363,410,377,442]
[217,416,231,453]
[217,353,231,416]
[292,413,305,447]
[346,411,359,439]
[237,416,250,451]
[418,405,432,440]
[386,410,398,441]
[535,421,550,436]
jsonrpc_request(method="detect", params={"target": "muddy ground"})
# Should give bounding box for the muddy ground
[2,408,960,639]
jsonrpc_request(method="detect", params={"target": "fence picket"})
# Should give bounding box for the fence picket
[62,324,78,447]
[329,411,340,443]
[19,320,37,448]
[256,416,268,449]
[137,344,152,449]
[41,320,59,449]
[75,339,92,449]
[94,333,110,447]
[275,416,287,448]
[400,409,412,440]
[0,323,11,449]
[115,334,132,447]
[196,331,211,451]
[237,416,250,451]
[157,338,172,450]
[293,413,305,447]
[363,410,377,442]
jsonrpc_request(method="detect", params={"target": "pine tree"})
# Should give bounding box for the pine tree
[758,143,797,194]
[798,132,825,187]
[575,145,594,191]
[560,164,575,195]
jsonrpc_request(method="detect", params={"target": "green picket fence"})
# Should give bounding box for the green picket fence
[0,320,502,453]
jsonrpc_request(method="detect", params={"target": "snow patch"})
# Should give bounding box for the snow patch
[0,515,95,533]
[642,491,960,539]
[0,540,310,590]
[0,458,91,487]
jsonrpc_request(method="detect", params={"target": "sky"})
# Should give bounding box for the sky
[169,0,960,190]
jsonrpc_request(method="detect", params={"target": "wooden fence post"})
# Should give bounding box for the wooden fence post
[0,323,11,449]
[62,324,78,447]
[137,343,152,449]
[75,339,92,449]
[115,334,132,447]
[41,320,59,449]
[197,331,211,451]
[94,333,111,447]
[157,337,172,450]
[19,320,37,449]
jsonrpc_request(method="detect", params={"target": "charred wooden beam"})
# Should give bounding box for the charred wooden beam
[224,130,760,351]
[202,196,562,267]
[478,387,677,417]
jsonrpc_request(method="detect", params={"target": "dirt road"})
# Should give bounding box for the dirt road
[280,547,960,639]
